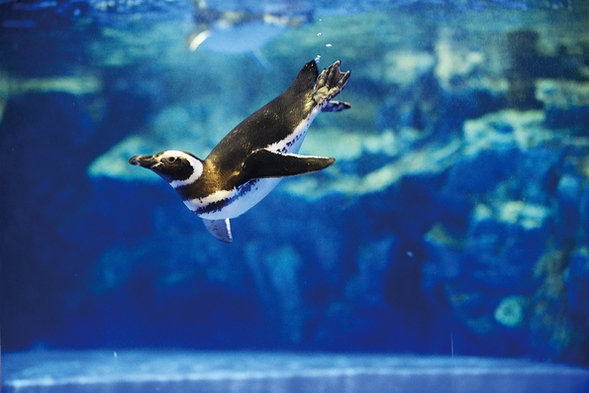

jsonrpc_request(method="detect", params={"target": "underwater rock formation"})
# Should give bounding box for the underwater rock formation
[423,108,589,361]
[506,30,543,110]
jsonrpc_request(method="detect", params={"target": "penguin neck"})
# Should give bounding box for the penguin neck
[168,155,204,189]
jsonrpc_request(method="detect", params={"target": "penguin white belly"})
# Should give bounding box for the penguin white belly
[194,177,281,220]
[194,112,317,220]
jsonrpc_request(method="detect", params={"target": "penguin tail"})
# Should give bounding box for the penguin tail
[288,60,320,96]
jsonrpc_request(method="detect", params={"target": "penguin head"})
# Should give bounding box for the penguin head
[129,150,204,188]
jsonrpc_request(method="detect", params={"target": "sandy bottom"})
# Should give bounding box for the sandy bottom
[3,350,589,393]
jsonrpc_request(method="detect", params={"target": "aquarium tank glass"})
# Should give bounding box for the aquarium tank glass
[2,0,589,392]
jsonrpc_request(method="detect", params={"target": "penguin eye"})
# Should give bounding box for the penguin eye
[165,156,177,164]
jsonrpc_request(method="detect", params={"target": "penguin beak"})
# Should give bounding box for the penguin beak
[129,155,158,168]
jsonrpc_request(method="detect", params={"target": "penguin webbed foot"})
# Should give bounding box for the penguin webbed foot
[322,100,351,112]
[313,60,351,108]
[202,218,233,243]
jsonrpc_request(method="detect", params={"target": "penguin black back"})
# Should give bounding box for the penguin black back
[207,60,320,171]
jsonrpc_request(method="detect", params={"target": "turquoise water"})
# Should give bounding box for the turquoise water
[1,0,589,391]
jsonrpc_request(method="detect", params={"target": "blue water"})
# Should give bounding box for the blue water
[1,0,589,391]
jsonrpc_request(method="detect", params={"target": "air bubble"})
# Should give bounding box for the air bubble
[317,32,322,37]
[325,43,332,48]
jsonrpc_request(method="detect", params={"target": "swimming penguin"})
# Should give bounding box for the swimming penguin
[129,59,350,243]
[186,1,312,67]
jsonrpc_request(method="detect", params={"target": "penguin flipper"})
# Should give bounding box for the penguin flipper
[202,218,233,243]
[243,149,335,180]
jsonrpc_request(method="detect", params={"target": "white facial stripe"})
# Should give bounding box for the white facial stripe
[161,150,204,189]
